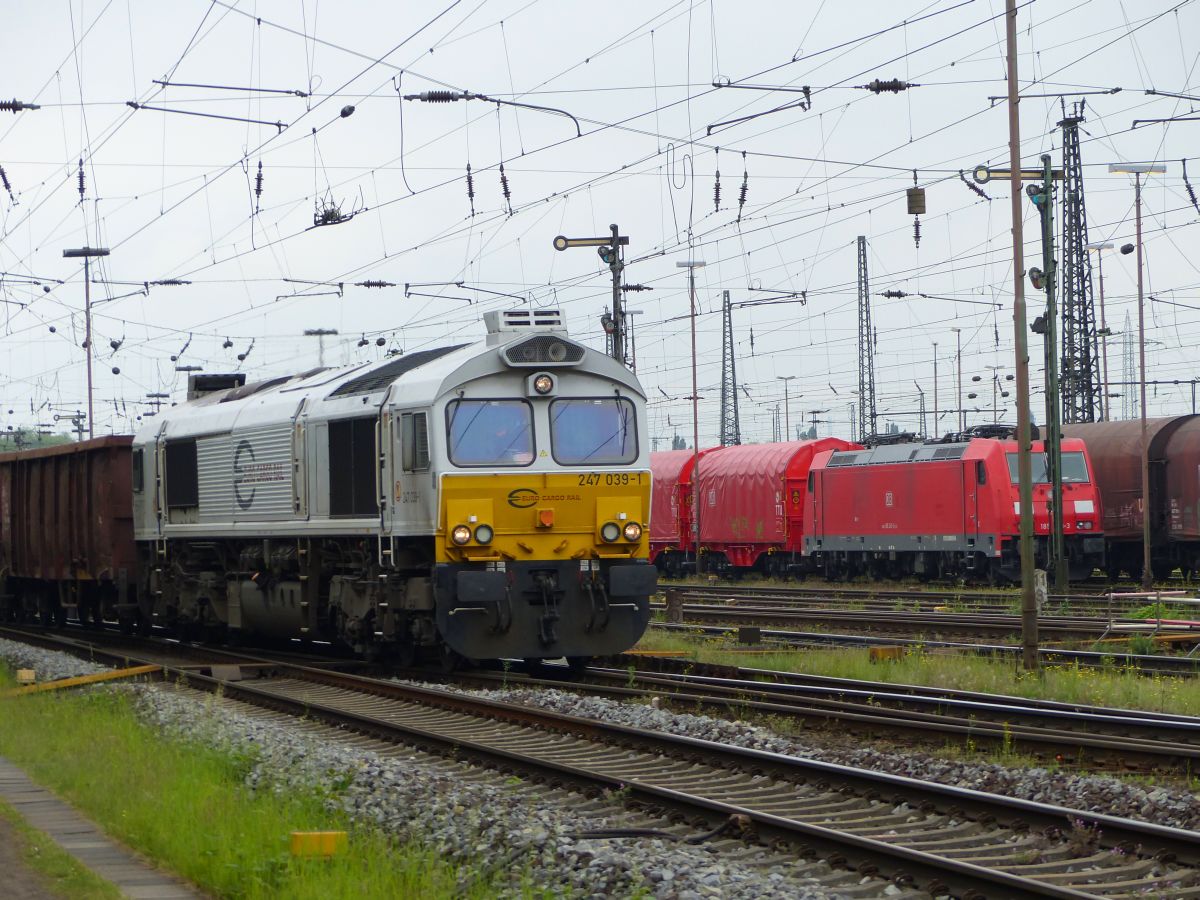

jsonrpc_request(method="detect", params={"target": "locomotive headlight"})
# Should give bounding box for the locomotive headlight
[623,522,642,542]
[533,373,554,394]
[451,524,472,545]
[600,521,621,543]
[474,523,494,544]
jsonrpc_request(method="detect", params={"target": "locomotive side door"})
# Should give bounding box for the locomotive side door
[390,407,435,536]
[965,459,982,542]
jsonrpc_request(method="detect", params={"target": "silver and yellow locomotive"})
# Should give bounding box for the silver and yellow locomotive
[131,309,655,665]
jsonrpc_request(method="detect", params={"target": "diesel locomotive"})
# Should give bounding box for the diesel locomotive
[2,309,658,666]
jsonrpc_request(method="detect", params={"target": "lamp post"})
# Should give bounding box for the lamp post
[677,259,706,574]
[776,375,796,440]
[951,328,964,433]
[1087,242,1115,420]
[1110,162,1167,588]
[932,342,939,436]
[62,246,110,439]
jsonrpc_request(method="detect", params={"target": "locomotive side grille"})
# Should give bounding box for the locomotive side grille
[502,335,585,367]
[827,453,862,467]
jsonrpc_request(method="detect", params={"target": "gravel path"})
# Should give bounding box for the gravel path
[0,641,845,899]
[419,681,1200,832]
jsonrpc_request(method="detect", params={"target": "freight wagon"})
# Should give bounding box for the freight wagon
[0,436,138,628]
[1064,415,1200,580]
[649,439,859,578]
[648,447,714,577]
[803,437,1106,582]
[694,439,859,577]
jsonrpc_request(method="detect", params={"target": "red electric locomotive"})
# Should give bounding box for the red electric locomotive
[803,436,1106,582]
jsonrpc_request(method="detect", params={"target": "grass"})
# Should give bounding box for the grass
[0,666,501,900]
[635,628,1200,715]
[0,799,124,899]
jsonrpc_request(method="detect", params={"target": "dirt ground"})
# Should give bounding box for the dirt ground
[0,812,64,900]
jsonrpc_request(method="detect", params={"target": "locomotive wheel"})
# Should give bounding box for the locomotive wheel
[392,640,417,669]
[439,646,463,674]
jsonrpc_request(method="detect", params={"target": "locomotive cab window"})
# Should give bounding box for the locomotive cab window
[132,448,144,493]
[164,440,198,508]
[400,412,430,472]
[1006,451,1090,484]
[975,460,987,485]
[446,399,534,467]
[329,417,379,516]
[549,397,637,465]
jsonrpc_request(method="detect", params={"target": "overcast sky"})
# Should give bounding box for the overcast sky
[1,0,1197,445]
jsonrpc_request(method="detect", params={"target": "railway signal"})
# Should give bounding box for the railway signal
[553,226,631,367]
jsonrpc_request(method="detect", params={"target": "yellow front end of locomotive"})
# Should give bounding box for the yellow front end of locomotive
[437,471,651,564]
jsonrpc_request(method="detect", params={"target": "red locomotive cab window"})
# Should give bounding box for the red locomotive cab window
[976,460,987,485]
[807,472,815,491]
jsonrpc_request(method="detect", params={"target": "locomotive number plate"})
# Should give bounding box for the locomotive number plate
[576,472,644,487]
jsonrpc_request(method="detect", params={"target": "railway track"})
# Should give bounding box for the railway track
[5,626,1200,896]
[657,603,1141,641]
[415,659,1200,774]
[651,622,1200,676]
[661,581,1190,616]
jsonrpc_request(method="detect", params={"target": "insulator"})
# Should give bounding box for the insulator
[913,216,921,248]
[77,159,85,202]
[713,147,721,211]
[861,78,914,94]
[499,162,512,215]
[881,290,907,299]
[420,91,466,103]
[0,165,11,194]
[1184,159,1200,214]
[959,169,991,201]
[0,99,40,113]
[736,152,748,223]
[254,161,264,200]
[466,162,475,217]
[111,367,120,375]
[358,336,368,347]
[749,326,755,353]
[356,280,395,289]
[109,339,121,351]
[223,338,233,349]
[376,337,386,347]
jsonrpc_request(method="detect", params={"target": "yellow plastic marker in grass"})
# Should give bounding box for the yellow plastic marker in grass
[15,669,36,685]
[289,831,347,858]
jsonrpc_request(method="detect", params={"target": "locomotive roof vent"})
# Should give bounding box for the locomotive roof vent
[187,372,246,401]
[484,307,565,336]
